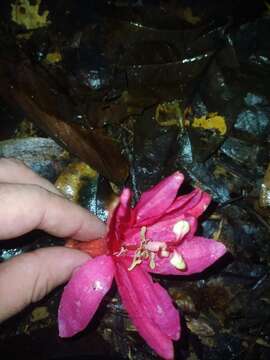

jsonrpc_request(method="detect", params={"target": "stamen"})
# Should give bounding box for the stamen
[128,255,142,271]
[128,226,171,271]
[140,226,147,243]
[141,250,149,259]
[170,250,186,270]
[160,249,170,257]
[149,252,156,269]
[115,247,127,256]
[128,227,147,271]
[145,241,167,252]
[173,220,190,240]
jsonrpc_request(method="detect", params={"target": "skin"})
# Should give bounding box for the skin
[0,158,106,322]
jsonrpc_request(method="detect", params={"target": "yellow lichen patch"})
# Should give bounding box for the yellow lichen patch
[16,32,33,40]
[191,112,227,135]
[265,2,270,15]
[155,101,183,127]
[256,338,270,348]
[212,219,224,241]
[55,162,98,202]
[31,306,49,322]
[181,7,201,25]
[23,324,30,335]
[120,90,155,116]
[209,213,222,220]
[109,182,120,195]
[45,51,62,64]
[120,90,130,106]
[186,318,215,337]
[186,351,200,360]
[259,163,270,208]
[15,119,37,138]
[11,0,50,30]
[213,165,228,178]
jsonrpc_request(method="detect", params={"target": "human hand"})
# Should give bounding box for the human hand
[0,158,106,322]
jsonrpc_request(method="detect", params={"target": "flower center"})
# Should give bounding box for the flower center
[125,222,188,271]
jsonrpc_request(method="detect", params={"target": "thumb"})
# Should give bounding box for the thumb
[0,247,89,322]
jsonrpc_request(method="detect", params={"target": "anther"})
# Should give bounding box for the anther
[170,250,186,270]
[149,252,156,270]
[173,220,190,240]
[160,249,170,257]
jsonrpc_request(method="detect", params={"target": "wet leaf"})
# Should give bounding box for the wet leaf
[0,57,129,184]
[0,137,68,180]
[259,163,270,209]
[1,2,270,360]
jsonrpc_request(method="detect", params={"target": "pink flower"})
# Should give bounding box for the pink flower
[58,172,227,360]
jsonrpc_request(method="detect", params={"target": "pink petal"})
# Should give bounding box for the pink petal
[134,172,184,225]
[65,238,108,257]
[107,188,132,253]
[58,255,114,337]
[124,262,180,340]
[178,236,227,274]
[151,282,180,341]
[165,188,201,213]
[140,237,226,275]
[115,258,179,359]
[166,189,211,218]
[107,188,132,231]
[116,188,132,222]
[124,215,197,247]
[147,215,197,243]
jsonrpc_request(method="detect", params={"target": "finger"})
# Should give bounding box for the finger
[0,158,61,195]
[0,183,106,240]
[0,247,89,322]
